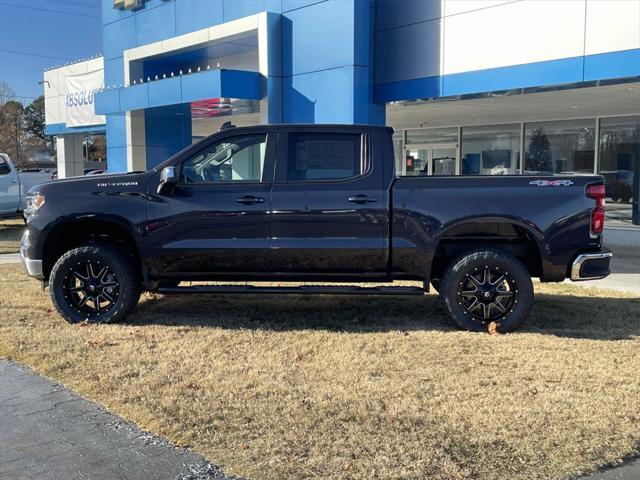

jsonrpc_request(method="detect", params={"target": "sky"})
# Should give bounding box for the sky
[0,0,102,104]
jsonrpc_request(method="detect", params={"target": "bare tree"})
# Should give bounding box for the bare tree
[0,81,16,107]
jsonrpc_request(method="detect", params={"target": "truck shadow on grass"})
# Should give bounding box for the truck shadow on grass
[129,290,640,341]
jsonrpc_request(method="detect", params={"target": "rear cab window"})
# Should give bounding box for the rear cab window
[284,133,364,181]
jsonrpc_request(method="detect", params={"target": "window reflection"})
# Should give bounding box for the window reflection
[599,116,640,226]
[524,119,595,174]
[461,124,520,175]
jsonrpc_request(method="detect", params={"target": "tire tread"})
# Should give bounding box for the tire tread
[49,244,140,324]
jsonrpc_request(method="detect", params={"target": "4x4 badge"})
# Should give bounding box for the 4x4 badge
[529,179,574,187]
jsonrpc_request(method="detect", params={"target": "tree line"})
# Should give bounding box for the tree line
[0,81,106,170]
[0,82,51,168]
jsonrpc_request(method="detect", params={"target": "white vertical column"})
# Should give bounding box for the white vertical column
[258,12,282,124]
[123,53,146,172]
[56,134,85,178]
[126,110,146,171]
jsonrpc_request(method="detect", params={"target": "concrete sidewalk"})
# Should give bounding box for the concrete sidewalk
[0,252,20,264]
[0,360,231,480]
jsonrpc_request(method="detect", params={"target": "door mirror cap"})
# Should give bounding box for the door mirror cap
[157,166,177,195]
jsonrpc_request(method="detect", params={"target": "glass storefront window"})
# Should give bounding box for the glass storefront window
[524,119,595,174]
[402,127,458,176]
[406,127,458,145]
[461,124,520,175]
[599,116,640,226]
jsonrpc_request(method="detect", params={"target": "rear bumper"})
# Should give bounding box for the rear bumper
[570,249,613,281]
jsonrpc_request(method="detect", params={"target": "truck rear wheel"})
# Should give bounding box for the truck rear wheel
[49,244,140,324]
[439,248,533,333]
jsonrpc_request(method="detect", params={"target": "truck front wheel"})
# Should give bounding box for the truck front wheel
[439,248,533,333]
[49,244,140,324]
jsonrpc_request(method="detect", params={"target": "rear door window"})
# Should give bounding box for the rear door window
[286,133,362,181]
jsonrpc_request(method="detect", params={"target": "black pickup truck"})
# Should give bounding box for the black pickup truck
[20,124,612,333]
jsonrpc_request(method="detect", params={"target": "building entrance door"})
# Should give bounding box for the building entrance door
[405,144,457,176]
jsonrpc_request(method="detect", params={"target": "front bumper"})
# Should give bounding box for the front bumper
[570,249,613,281]
[20,231,43,280]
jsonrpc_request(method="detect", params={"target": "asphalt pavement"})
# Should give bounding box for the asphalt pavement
[0,360,232,480]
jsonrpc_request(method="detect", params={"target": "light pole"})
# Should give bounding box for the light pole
[14,115,19,164]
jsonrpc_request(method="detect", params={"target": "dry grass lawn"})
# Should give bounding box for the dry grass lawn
[0,218,24,254]
[1,263,639,480]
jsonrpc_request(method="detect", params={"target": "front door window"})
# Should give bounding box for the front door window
[180,134,266,183]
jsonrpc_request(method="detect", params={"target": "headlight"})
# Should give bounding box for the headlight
[24,193,45,217]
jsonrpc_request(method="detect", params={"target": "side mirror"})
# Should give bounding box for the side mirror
[157,166,177,195]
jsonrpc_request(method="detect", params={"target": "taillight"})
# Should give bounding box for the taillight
[586,184,605,234]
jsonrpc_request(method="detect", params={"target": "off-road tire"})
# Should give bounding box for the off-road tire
[439,248,534,333]
[50,244,140,324]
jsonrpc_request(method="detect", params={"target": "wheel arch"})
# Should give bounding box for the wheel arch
[429,217,547,282]
[40,215,145,282]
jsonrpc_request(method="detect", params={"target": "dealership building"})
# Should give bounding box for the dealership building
[44,0,640,227]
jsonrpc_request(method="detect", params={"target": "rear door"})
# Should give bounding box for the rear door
[0,155,20,214]
[270,128,389,275]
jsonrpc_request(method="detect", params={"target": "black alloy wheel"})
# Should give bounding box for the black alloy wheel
[439,248,534,333]
[457,266,517,323]
[63,260,120,315]
[50,244,140,324]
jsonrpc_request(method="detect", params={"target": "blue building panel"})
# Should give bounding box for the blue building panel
[106,114,127,148]
[101,0,133,26]
[145,103,192,168]
[353,66,385,125]
[374,0,441,32]
[120,83,149,111]
[222,0,281,22]
[584,48,640,82]
[282,0,357,76]
[96,70,264,114]
[104,57,125,87]
[180,69,224,103]
[102,15,137,61]
[374,75,441,103]
[45,123,106,135]
[374,19,441,85]
[442,57,584,97]
[284,66,362,124]
[95,88,121,116]
[106,146,127,173]
[174,0,224,35]
[281,0,326,13]
[147,76,182,108]
[135,1,176,46]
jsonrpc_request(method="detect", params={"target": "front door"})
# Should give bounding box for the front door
[270,129,389,275]
[146,131,275,276]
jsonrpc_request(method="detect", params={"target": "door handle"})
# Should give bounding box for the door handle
[348,194,378,204]
[236,195,265,205]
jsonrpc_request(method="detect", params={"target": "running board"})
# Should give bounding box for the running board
[157,285,425,296]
